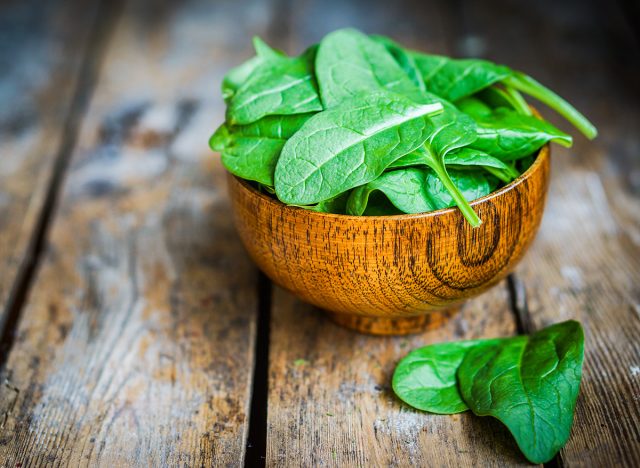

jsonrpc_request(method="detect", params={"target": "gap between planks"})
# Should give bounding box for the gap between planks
[0,0,124,372]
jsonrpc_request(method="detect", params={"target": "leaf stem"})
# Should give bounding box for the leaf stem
[503,86,532,116]
[504,72,597,139]
[433,164,482,227]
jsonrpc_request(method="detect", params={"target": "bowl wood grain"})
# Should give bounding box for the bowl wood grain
[228,145,550,335]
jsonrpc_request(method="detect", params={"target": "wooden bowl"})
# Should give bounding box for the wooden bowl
[227,145,550,335]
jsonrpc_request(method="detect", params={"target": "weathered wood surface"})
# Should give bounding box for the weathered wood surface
[461,0,640,466]
[0,0,638,466]
[0,0,101,336]
[0,0,277,465]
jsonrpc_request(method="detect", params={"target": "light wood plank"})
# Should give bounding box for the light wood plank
[460,0,640,465]
[0,0,278,465]
[0,0,100,332]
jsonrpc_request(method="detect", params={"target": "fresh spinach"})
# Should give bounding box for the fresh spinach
[392,320,585,464]
[458,320,584,463]
[212,29,597,225]
[227,46,323,125]
[346,168,435,216]
[316,29,420,107]
[210,113,312,186]
[273,91,443,205]
[221,37,283,103]
[471,108,572,160]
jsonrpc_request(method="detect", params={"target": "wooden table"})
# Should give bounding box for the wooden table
[0,0,638,466]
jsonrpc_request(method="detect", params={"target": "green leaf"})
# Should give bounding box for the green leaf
[458,320,585,464]
[217,114,312,186]
[221,37,284,102]
[425,169,492,210]
[274,91,443,205]
[410,52,512,102]
[310,191,351,214]
[471,108,572,160]
[393,339,503,414]
[455,96,493,117]
[444,147,513,171]
[228,46,323,125]
[371,35,426,91]
[346,168,436,215]
[315,29,420,108]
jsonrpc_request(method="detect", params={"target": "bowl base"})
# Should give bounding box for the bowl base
[325,308,459,336]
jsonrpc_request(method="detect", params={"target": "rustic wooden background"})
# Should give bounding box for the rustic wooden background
[0,0,638,466]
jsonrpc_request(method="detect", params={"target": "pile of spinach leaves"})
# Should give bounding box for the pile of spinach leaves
[211,29,596,227]
[393,320,585,463]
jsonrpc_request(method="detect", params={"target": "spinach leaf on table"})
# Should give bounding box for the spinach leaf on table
[392,320,585,464]
[315,28,421,108]
[210,113,312,186]
[227,45,323,125]
[458,320,585,464]
[393,339,503,414]
[273,91,443,205]
[470,108,572,160]
[346,168,435,216]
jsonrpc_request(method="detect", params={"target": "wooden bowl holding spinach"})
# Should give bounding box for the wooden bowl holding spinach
[211,28,596,335]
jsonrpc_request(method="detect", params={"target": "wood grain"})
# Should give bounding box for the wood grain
[0,0,100,335]
[229,145,549,335]
[0,0,279,465]
[267,284,531,466]
[460,0,640,465]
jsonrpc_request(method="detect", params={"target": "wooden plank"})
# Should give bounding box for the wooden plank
[0,0,278,465]
[459,0,640,465]
[266,1,528,465]
[0,0,100,336]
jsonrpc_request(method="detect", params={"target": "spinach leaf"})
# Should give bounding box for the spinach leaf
[454,96,493,118]
[371,35,426,91]
[408,51,596,138]
[315,29,420,108]
[228,45,323,125]
[470,108,572,160]
[273,91,443,205]
[458,320,584,464]
[346,168,435,216]
[221,37,284,103]
[311,191,351,214]
[411,52,512,102]
[212,113,312,186]
[392,339,503,414]
[425,169,492,210]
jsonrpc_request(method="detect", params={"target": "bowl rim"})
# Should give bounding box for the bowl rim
[231,143,549,221]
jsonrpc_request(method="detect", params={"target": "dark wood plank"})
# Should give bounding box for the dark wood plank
[0,0,101,340]
[265,1,529,465]
[0,0,278,465]
[460,0,640,465]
